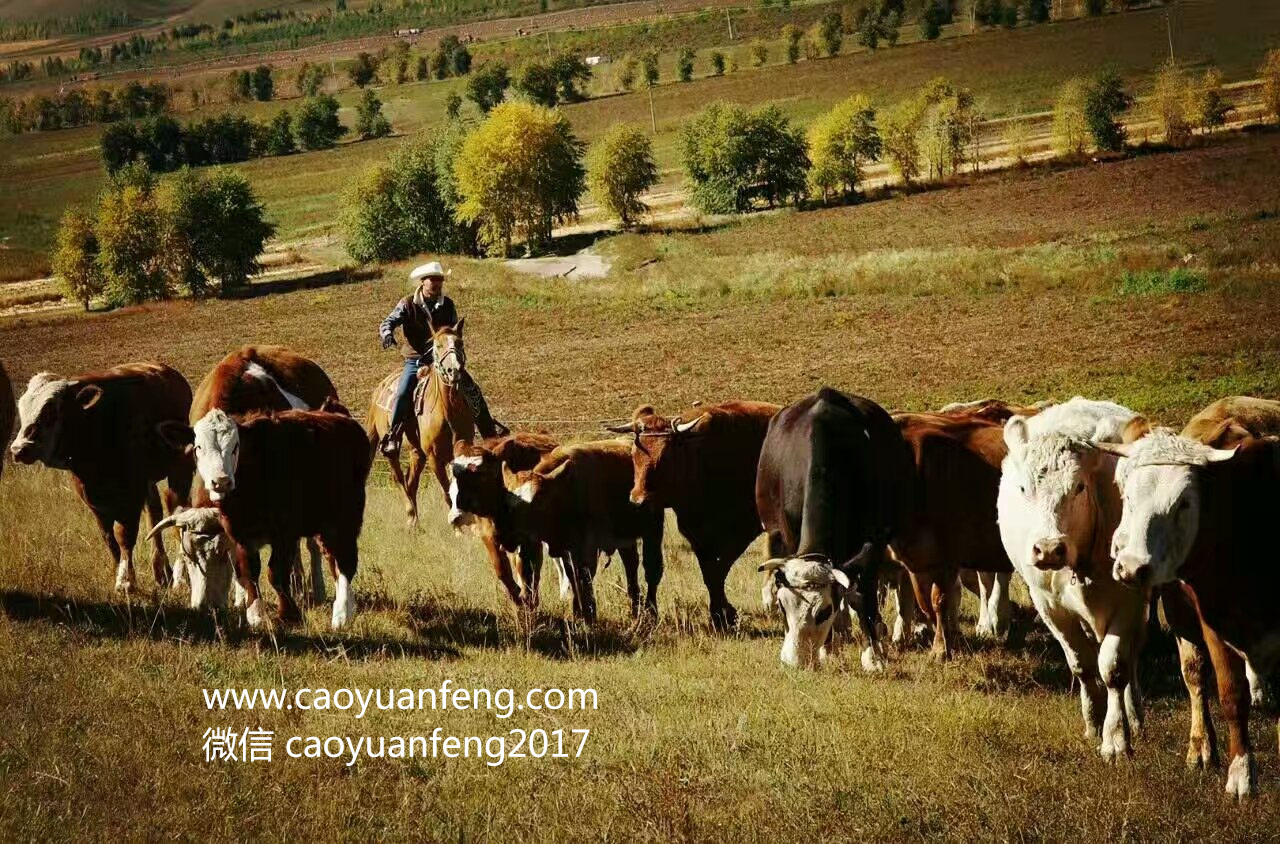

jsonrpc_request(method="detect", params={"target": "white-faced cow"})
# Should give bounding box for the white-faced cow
[1106,428,1280,798]
[10,363,193,592]
[512,439,664,623]
[172,346,341,609]
[607,400,781,630]
[160,406,371,629]
[756,388,913,670]
[997,398,1149,760]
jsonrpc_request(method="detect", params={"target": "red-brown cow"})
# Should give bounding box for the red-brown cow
[160,407,371,629]
[10,363,193,591]
[0,360,14,480]
[607,400,781,629]
[448,432,559,608]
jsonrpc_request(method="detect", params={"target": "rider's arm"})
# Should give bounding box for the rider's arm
[379,300,407,349]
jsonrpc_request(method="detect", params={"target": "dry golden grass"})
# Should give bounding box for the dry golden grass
[2,121,1280,841]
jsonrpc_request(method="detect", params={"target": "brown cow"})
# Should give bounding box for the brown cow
[607,400,781,629]
[1106,428,1280,798]
[448,432,559,608]
[159,407,371,629]
[891,411,1014,661]
[185,346,340,607]
[1179,395,1280,448]
[0,360,14,480]
[514,440,664,623]
[10,363,193,592]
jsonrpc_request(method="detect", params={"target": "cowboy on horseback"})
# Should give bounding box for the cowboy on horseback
[379,261,505,455]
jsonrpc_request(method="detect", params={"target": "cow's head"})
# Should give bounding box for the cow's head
[189,408,241,501]
[1102,429,1237,588]
[758,544,872,669]
[148,507,232,609]
[512,457,575,554]
[447,443,505,528]
[10,373,105,469]
[432,319,467,386]
[1001,417,1108,573]
[606,405,708,506]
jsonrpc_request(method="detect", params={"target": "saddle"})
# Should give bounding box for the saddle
[376,366,434,416]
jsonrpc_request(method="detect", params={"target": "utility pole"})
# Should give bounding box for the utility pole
[725,10,735,40]
[545,31,552,58]
[647,82,657,133]
[1165,2,1175,61]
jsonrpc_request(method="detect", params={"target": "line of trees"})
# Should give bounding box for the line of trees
[0,81,169,135]
[53,163,275,309]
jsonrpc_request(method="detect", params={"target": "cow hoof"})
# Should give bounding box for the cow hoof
[245,598,265,628]
[169,561,187,591]
[232,582,248,608]
[1225,754,1256,800]
[1186,742,1216,770]
[860,646,885,673]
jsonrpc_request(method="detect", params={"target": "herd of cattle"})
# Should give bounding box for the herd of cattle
[0,335,1278,799]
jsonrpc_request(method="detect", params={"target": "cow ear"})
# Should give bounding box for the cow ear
[76,384,104,410]
[157,420,195,454]
[1121,415,1151,444]
[1201,417,1248,449]
[831,568,852,591]
[1003,416,1030,452]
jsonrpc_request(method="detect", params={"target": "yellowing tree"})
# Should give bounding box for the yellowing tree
[454,101,585,255]
[1053,77,1089,155]
[1150,59,1192,147]
[1259,49,1280,122]
[51,207,103,310]
[808,94,881,201]
[586,123,657,227]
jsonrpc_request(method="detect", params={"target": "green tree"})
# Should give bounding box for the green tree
[295,94,346,150]
[819,12,843,56]
[1084,68,1129,152]
[250,65,274,101]
[515,60,559,107]
[445,91,463,120]
[226,69,252,103]
[1189,68,1230,134]
[880,99,924,183]
[100,121,141,174]
[681,101,809,214]
[1150,59,1192,147]
[641,50,659,87]
[349,52,378,87]
[782,24,802,63]
[550,52,591,102]
[416,55,430,81]
[750,39,768,67]
[95,181,171,306]
[677,47,695,82]
[296,61,327,97]
[710,50,726,76]
[161,167,275,294]
[1023,0,1050,23]
[260,109,295,156]
[1053,77,1089,155]
[808,94,881,201]
[355,89,392,139]
[586,123,657,227]
[1261,49,1280,122]
[52,207,103,309]
[467,62,509,113]
[616,54,639,90]
[454,101,585,255]
[919,0,947,39]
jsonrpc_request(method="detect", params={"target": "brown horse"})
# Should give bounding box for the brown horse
[367,320,476,525]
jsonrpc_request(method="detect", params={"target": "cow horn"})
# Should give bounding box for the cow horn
[673,413,707,434]
[1091,441,1133,458]
[757,558,786,574]
[604,422,635,434]
[1205,446,1239,463]
[146,514,181,542]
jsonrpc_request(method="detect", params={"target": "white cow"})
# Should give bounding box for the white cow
[997,398,1150,759]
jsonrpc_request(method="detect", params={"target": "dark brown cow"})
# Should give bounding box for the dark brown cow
[10,363,193,591]
[1106,429,1280,798]
[0,360,14,480]
[187,346,340,606]
[448,432,559,608]
[892,410,1014,660]
[608,400,781,629]
[161,407,371,629]
[514,440,664,623]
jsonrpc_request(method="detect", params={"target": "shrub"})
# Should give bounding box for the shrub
[616,54,639,90]
[1084,68,1129,152]
[162,167,276,293]
[467,62,509,113]
[52,207,103,309]
[677,48,695,82]
[586,123,657,227]
[681,101,809,214]
[349,52,377,87]
[749,40,768,67]
[295,95,346,150]
[454,101,585,255]
[710,51,726,76]
[550,52,591,102]
[802,35,821,61]
[808,94,881,201]
[515,61,559,107]
[1053,77,1089,155]
[819,12,843,56]
[250,65,274,101]
[416,55,430,81]
[1261,49,1280,122]
[445,92,463,120]
[1023,0,1050,23]
[782,24,801,63]
[355,89,391,139]
[1119,267,1208,296]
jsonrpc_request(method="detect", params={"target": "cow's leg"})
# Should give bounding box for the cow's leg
[266,538,302,626]
[1097,630,1134,760]
[1176,635,1218,768]
[700,554,736,631]
[855,547,886,672]
[1033,598,1104,739]
[233,542,265,627]
[566,545,598,623]
[140,484,174,589]
[1245,659,1264,706]
[485,536,523,607]
[1202,622,1255,799]
[975,571,1011,639]
[519,542,543,610]
[943,571,962,644]
[618,542,642,618]
[640,528,663,617]
[112,515,142,596]
[322,532,359,630]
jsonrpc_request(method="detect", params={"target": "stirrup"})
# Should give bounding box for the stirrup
[381,432,402,456]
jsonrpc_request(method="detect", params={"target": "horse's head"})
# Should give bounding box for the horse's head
[430,318,467,386]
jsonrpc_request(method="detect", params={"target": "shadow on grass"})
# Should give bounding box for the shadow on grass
[222,266,382,300]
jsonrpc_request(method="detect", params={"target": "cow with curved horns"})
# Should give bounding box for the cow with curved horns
[607,400,780,629]
[756,388,912,670]
[10,363,193,592]
[1105,425,1280,799]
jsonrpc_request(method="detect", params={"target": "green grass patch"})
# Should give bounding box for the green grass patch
[1118,267,1208,296]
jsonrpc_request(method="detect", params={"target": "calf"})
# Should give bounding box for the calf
[997,398,1148,760]
[756,388,912,670]
[514,440,664,623]
[162,408,371,629]
[448,432,559,608]
[1106,430,1280,798]
[10,363,193,591]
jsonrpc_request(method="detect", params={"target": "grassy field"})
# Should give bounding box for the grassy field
[2,125,1280,839]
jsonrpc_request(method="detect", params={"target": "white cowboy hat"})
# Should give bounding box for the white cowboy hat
[410,261,448,281]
